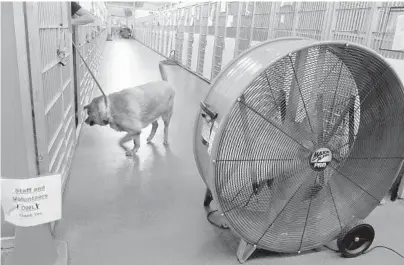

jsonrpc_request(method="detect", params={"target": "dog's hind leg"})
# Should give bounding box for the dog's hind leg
[161,108,173,146]
[146,121,159,143]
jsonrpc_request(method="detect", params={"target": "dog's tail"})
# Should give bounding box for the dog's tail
[159,50,177,81]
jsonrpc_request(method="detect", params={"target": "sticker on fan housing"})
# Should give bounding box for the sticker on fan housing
[201,118,212,146]
[200,119,218,155]
[207,122,218,155]
[310,147,332,171]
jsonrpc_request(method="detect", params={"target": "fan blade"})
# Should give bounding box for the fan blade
[286,51,315,135]
[219,163,311,214]
[238,100,314,152]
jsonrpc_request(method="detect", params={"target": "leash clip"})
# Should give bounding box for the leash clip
[57,22,68,66]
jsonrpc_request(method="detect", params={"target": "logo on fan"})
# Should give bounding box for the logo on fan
[310,148,332,171]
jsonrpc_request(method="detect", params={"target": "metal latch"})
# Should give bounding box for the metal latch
[200,101,218,148]
[200,101,218,120]
[57,47,68,66]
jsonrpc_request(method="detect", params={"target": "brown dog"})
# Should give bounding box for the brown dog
[84,60,175,156]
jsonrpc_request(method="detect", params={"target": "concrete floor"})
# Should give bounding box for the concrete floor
[54,39,404,265]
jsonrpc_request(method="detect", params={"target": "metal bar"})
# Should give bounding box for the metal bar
[234,1,242,58]
[25,2,50,173]
[211,1,220,79]
[324,2,337,40]
[267,2,278,40]
[292,2,301,36]
[195,4,202,73]
[39,25,71,29]
[248,1,256,46]
[365,2,379,47]
[398,162,404,199]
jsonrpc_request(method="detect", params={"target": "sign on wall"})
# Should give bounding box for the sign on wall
[1,174,62,227]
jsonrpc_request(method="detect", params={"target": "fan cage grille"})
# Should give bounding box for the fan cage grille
[213,43,404,252]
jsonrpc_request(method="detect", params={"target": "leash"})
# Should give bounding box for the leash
[71,39,108,106]
[68,29,176,107]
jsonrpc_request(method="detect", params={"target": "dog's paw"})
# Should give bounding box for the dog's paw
[125,150,134,156]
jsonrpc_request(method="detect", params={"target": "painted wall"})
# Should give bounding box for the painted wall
[135,9,152,18]
[386,58,404,87]
[1,2,35,238]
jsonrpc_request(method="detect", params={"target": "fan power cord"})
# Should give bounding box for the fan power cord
[324,244,404,259]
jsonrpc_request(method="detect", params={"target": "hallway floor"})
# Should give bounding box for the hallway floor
[54,39,404,265]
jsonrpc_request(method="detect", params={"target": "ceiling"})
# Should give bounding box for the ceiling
[105,1,170,17]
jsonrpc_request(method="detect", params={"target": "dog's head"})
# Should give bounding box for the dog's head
[84,96,109,127]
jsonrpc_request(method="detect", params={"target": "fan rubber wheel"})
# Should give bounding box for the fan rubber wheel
[337,223,375,258]
[203,189,213,207]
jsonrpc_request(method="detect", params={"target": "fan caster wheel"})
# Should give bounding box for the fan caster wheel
[337,223,375,258]
[203,189,213,207]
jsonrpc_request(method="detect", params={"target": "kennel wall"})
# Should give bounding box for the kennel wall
[22,2,107,192]
[134,1,404,82]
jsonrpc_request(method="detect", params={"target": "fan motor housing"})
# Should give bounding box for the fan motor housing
[310,147,333,171]
[193,37,404,256]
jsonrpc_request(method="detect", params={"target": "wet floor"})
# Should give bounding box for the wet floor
[54,39,404,265]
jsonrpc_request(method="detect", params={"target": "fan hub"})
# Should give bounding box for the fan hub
[309,147,332,171]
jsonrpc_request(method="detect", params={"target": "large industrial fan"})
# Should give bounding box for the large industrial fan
[193,37,404,263]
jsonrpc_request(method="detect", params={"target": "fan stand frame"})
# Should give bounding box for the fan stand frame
[203,188,214,207]
[203,189,258,263]
[194,37,404,263]
[236,222,376,263]
[237,239,257,263]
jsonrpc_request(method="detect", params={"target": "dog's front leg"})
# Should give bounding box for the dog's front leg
[119,132,140,156]
[129,132,141,156]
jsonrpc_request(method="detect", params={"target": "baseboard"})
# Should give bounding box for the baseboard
[398,176,404,199]
[76,123,82,141]
[1,237,15,250]
[396,163,404,200]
